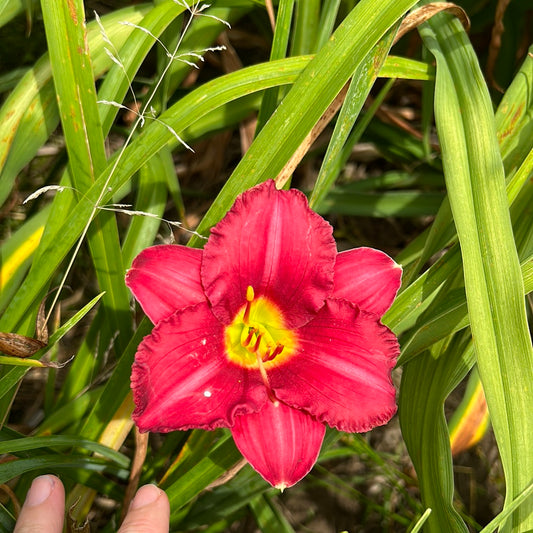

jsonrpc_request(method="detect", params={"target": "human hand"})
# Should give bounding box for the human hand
[14,475,170,533]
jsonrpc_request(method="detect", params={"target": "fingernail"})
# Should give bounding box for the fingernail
[130,484,162,510]
[25,475,55,507]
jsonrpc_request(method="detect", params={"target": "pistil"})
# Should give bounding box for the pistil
[255,351,277,403]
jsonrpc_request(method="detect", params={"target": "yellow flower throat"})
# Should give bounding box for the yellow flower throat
[224,286,297,369]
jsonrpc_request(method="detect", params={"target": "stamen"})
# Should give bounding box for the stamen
[262,343,284,362]
[251,333,262,353]
[241,327,255,347]
[271,344,284,358]
[243,285,254,324]
[263,347,272,362]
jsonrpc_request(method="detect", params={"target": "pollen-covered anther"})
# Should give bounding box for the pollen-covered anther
[252,333,263,354]
[263,344,284,362]
[241,327,255,347]
[243,285,255,324]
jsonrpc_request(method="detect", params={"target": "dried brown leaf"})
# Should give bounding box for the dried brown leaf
[395,2,470,45]
[0,332,46,358]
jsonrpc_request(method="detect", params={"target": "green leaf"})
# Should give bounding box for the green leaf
[166,434,243,520]
[318,189,443,217]
[77,318,151,441]
[0,435,128,467]
[290,0,320,55]
[420,8,533,531]
[188,0,420,247]
[400,257,533,363]
[480,481,533,533]
[309,28,398,210]
[410,509,433,533]
[0,4,151,207]
[249,493,296,533]
[256,0,295,133]
[0,0,27,28]
[121,150,169,268]
[399,335,473,532]
[41,0,132,352]
[495,45,533,177]
[0,504,15,533]
[0,206,49,313]
[0,455,127,484]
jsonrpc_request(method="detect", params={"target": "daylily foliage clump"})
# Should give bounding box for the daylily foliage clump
[127,180,402,488]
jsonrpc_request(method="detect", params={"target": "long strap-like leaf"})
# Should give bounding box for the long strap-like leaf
[420,10,533,532]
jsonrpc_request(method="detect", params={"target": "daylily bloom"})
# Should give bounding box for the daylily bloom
[127,180,401,489]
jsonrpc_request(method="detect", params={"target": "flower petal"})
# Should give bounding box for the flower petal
[126,245,206,324]
[269,299,398,433]
[332,247,402,316]
[131,302,267,432]
[201,180,336,328]
[231,399,325,489]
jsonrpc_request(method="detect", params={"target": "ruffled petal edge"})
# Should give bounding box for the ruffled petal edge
[270,298,398,433]
[201,180,336,328]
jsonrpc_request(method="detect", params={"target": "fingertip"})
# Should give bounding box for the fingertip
[24,475,56,507]
[119,484,169,533]
[14,475,65,533]
[129,484,167,510]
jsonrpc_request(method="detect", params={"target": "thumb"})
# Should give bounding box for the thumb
[119,484,169,533]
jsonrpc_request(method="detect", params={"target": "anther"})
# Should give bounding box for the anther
[262,343,284,362]
[251,333,262,354]
[246,286,255,302]
[271,344,284,358]
[241,327,255,347]
[243,285,255,324]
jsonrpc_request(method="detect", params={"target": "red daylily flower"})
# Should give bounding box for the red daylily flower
[126,180,401,489]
